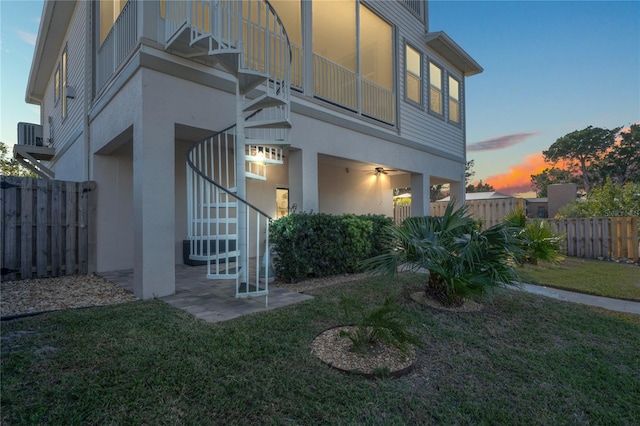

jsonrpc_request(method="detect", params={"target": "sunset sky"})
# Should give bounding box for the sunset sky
[2,1,639,197]
[430,0,640,197]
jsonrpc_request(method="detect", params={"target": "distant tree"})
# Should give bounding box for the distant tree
[557,180,640,218]
[542,126,619,194]
[1,142,36,177]
[595,124,640,186]
[465,160,475,185]
[531,167,580,198]
[430,184,445,202]
[466,180,495,193]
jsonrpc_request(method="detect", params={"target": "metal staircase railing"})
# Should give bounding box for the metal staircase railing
[174,0,291,304]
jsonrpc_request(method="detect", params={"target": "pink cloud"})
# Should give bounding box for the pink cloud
[480,153,548,195]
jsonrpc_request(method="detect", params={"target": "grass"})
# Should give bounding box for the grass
[2,275,640,424]
[518,257,640,301]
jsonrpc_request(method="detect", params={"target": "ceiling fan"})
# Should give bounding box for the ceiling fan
[368,167,399,176]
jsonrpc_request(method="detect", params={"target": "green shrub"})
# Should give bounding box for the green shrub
[339,296,419,355]
[364,203,523,306]
[505,207,564,265]
[270,213,393,282]
[517,220,564,265]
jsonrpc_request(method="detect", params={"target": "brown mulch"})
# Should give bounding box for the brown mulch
[1,275,137,318]
[310,326,417,377]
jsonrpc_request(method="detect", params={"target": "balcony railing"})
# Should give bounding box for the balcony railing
[313,54,357,111]
[313,53,395,124]
[290,42,303,89]
[361,78,395,124]
[96,0,138,92]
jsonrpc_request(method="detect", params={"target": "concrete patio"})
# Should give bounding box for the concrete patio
[100,264,313,323]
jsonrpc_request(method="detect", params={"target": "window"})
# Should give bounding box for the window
[312,0,394,123]
[270,1,302,87]
[429,61,443,115]
[313,0,357,109]
[54,64,61,104]
[276,188,289,219]
[99,0,127,44]
[405,44,422,105]
[61,46,68,120]
[448,76,460,124]
[359,3,393,122]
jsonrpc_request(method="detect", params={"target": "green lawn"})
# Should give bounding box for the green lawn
[518,257,640,301]
[2,275,639,424]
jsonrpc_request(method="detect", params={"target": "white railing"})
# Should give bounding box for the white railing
[164,1,290,120]
[313,53,395,124]
[290,42,303,89]
[96,0,138,92]
[401,0,424,18]
[361,78,395,124]
[313,54,357,111]
[187,129,272,300]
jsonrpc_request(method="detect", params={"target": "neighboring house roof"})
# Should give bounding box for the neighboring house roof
[525,198,548,203]
[26,1,75,104]
[439,191,514,202]
[424,31,483,76]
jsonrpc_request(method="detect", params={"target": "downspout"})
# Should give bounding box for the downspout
[83,1,91,180]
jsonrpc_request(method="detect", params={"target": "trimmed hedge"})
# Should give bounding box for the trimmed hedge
[269,213,393,283]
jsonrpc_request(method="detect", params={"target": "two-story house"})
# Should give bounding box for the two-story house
[19,0,482,300]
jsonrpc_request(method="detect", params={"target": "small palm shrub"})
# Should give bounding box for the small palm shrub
[505,208,564,265]
[364,203,523,307]
[517,220,564,265]
[338,296,419,355]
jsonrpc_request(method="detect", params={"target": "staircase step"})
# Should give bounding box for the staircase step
[206,272,240,280]
[245,118,292,130]
[193,218,237,224]
[190,250,240,262]
[201,202,238,208]
[209,50,241,74]
[238,71,269,95]
[245,138,290,148]
[243,93,287,112]
[246,171,267,181]
[245,155,284,165]
[188,235,238,241]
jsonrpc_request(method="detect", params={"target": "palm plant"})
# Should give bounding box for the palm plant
[363,203,523,306]
[505,207,564,265]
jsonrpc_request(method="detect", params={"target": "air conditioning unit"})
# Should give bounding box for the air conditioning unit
[17,122,43,147]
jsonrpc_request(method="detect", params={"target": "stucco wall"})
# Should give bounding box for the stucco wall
[318,163,393,216]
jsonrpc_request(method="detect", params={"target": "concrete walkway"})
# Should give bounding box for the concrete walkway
[515,283,640,314]
[100,265,313,324]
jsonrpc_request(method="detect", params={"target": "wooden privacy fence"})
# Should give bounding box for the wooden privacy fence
[542,217,638,261]
[394,198,525,227]
[1,176,96,282]
[432,198,525,228]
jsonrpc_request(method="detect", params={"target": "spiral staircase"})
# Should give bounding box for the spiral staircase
[164,0,291,304]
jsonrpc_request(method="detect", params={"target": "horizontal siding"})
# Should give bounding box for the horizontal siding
[364,1,468,160]
[42,1,87,159]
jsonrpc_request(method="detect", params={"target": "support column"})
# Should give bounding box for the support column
[288,149,318,213]
[132,117,175,299]
[449,180,465,209]
[235,81,248,285]
[411,173,430,217]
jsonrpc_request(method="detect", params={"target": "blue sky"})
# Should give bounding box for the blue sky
[1,0,639,194]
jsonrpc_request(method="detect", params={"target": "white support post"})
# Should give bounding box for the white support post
[235,79,248,292]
